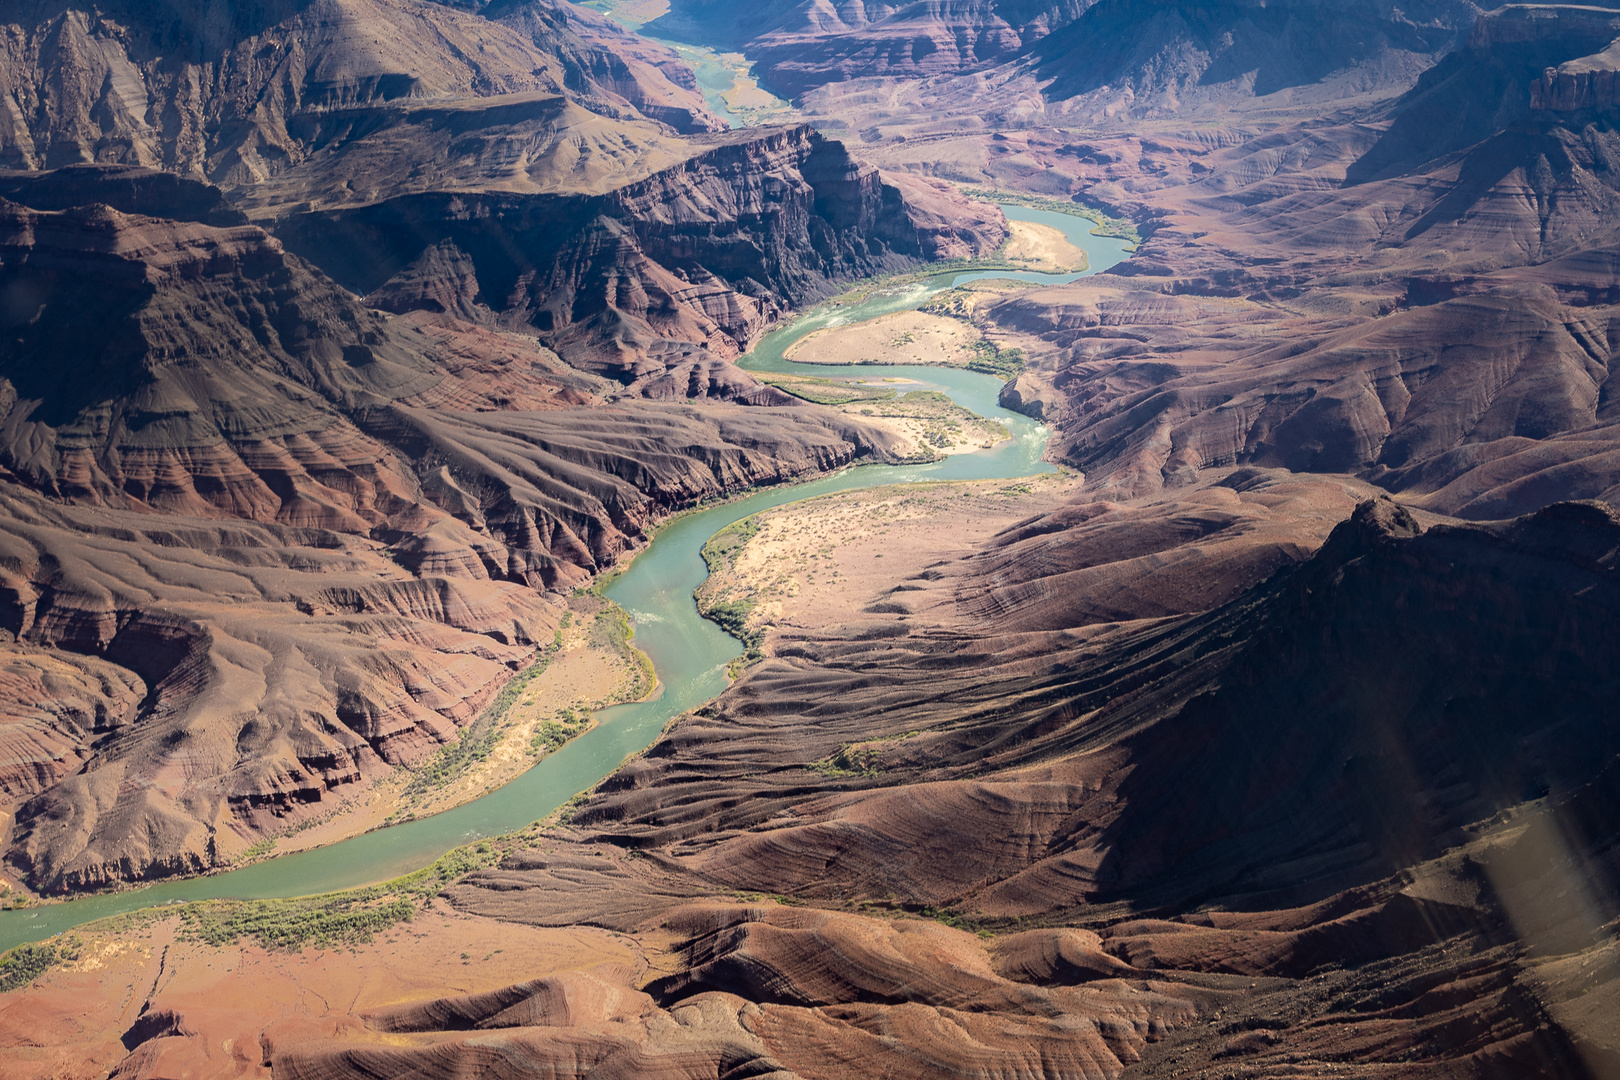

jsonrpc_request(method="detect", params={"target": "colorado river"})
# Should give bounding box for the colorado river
[0,207,1128,953]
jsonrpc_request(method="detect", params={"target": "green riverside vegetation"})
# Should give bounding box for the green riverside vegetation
[959,186,1141,246]
[398,650,558,803]
[176,842,505,952]
[0,940,73,992]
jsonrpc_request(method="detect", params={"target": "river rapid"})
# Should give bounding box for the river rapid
[0,208,1129,953]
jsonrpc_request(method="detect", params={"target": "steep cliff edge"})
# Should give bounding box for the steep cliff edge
[647,0,1095,98]
[279,125,1006,386]
[0,0,1006,387]
[1029,0,1478,113]
[908,3,1620,516]
[0,0,723,186]
[0,178,914,893]
[725,0,1480,119]
[1348,3,1620,181]
[0,0,1008,894]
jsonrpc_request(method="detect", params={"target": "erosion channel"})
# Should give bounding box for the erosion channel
[0,208,1131,952]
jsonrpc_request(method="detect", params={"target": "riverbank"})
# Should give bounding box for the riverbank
[695,472,1082,662]
[0,594,659,910]
[784,310,979,367]
[0,196,1118,954]
[958,185,1142,247]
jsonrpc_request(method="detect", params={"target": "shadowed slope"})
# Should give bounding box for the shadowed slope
[0,0,722,188]
[1034,0,1477,111]
[279,126,1004,378]
[969,11,1620,515]
[426,495,1620,1076]
[650,0,1094,98]
[0,173,912,892]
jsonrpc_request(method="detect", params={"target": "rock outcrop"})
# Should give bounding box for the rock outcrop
[430,494,1620,1078]
[278,125,1005,382]
[0,0,1011,894]
[1349,3,1620,182]
[979,273,1620,514]
[0,484,553,892]
[903,5,1620,515]
[1030,0,1478,111]
[0,0,1006,385]
[0,169,919,892]
[0,0,722,186]
[647,0,1093,98]
[6,5,1620,1079]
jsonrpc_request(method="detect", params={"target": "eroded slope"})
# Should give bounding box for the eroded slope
[0,167,927,893]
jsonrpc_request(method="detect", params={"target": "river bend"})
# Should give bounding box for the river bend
[0,206,1127,952]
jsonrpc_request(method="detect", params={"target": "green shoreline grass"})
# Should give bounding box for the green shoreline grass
[958,186,1142,248]
[0,242,1052,979]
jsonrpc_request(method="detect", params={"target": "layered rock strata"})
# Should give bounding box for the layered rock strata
[418,495,1620,1078]
[0,172,913,893]
[281,125,1003,382]
[649,0,1095,98]
[0,0,722,184]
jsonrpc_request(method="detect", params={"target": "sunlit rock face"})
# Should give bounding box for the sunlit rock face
[2,2,1620,1079]
[645,0,1096,97]
[0,160,932,893]
[0,0,723,180]
[277,125,1003,377]
[428,495,1620,1080]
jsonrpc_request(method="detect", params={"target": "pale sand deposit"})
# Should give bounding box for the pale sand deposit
[694,470,1381,661]
[236,595,653,860]
[784,310,978,366]
[1000,219,1088,272]
[839,392,1007,459]
[696,473,1084,650]
[719,59,782,111]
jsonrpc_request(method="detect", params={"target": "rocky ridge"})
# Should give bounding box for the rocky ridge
[0,0,1008,893]
[327,492,1617,1078]
[1,1,1617,1077]
[0,165,938,892]
[281,125,996,382]
[0,0,724,184]
[0,0,1008,381]
[649,0,1095,98]
[812,4,1620,519]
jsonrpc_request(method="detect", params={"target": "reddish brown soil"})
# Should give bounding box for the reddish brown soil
[16,484,1615,1079]
[0,5,1618,1079]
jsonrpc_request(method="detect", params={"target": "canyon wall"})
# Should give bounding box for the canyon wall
[278,125,1004,385]
[650,0,1096,97]
[0,172,914,893]
[0,0,722,184]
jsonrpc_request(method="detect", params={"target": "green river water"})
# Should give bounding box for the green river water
[0,207,1130,952]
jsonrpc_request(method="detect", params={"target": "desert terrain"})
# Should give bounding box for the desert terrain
[0,0,1006,896]
[1000,220,1090,272]
[695,473,1084,649]
[785,310,982,366]
[0,0,1617,1078]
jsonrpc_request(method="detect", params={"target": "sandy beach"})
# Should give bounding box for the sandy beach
[1000,218,1089,272]
[227,594,653,862]
[696,474,1083,652]
[784,309,979,366]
